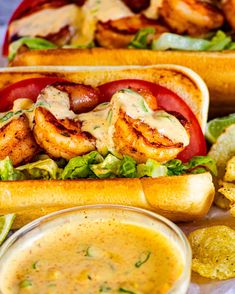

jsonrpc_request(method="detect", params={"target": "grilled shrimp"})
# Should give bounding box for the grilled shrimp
[95,15,168,48]
[112,89,190,163]
[159,0,224,35]
[222,0,235,31]
[33,83,98,160]
[113,111,189,163]
[0,115,39,166]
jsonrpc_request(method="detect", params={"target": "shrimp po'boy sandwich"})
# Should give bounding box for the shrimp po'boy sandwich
[0,65,215,228]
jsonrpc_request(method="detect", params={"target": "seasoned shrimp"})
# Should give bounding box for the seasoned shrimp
[222,0,235,31]
[111,88,190,163]
[34,107,96,160]
[95,15,168,48]
[33,84,97,160]
[113,110,189,163]
[159,0,224,35]
[0,115,39,166]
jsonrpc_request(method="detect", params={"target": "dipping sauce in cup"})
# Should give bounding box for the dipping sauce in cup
[0,205,191,294]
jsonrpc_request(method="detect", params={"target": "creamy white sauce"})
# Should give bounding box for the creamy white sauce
[9,1,134,47]
[13,98,35,129]
[37,86,76,120]
[9,4,81,39]
[0,98,35,129]
[78,89,189,154]
[78,103,111,154]
[82,0,134,22]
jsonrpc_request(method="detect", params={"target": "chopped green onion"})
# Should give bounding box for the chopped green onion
[118,288,136,294]
[135,251,151,268]
[32,261,39,269]
[99,284,112,292]
[19,279,32,288]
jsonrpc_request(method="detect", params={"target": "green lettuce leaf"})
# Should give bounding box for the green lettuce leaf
[62,151,103,179]
[151,31,234,51]
[90,154,121,179]
[166,156,217,176]
[0,157,24,180]
[137,159,168,178]
[165,159,187,176]
[228,42,235,50]
[16,158,61,179]
[151,33,210,51]
[9,37,57,61]
[119,156,137,178]
[207,31,232,51]
[128,28,155,49]
[185,156,217,176]
[0,153,215,181]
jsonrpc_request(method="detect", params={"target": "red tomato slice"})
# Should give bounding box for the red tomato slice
[0,77,65,112]
[98,79,207,162]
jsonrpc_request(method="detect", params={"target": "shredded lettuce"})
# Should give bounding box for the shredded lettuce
[166,156,217,176]
[228,42,235,50]
[207,31,232,51]
[9,37,57,61]
[0,157,24,180]
[62,151,103,179]
[119,156,137,178]
[151,31,235,51]
[0,152,217,181]
[165,159,187,176]
[185,156,218,176]
[16,158,62,180]
[152,33,210,51]
[91,154,121,179]
[137,159,168,178]
[128,28,155,49]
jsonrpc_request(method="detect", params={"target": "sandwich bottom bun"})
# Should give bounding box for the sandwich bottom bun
[0,173,214,229]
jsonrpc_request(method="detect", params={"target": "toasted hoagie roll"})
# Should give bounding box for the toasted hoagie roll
[0,65,214,228]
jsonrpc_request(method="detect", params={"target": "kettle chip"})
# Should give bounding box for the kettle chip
[188,225,235,280]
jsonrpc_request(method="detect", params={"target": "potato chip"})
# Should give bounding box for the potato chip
[224,156,235,182]
[208,124,235,209]
[230,206,235,218]
[208,124,235,179]
[214,193,231,209]
[188,225,235,280]
[218,181,235,217]
[219,181,235,203]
